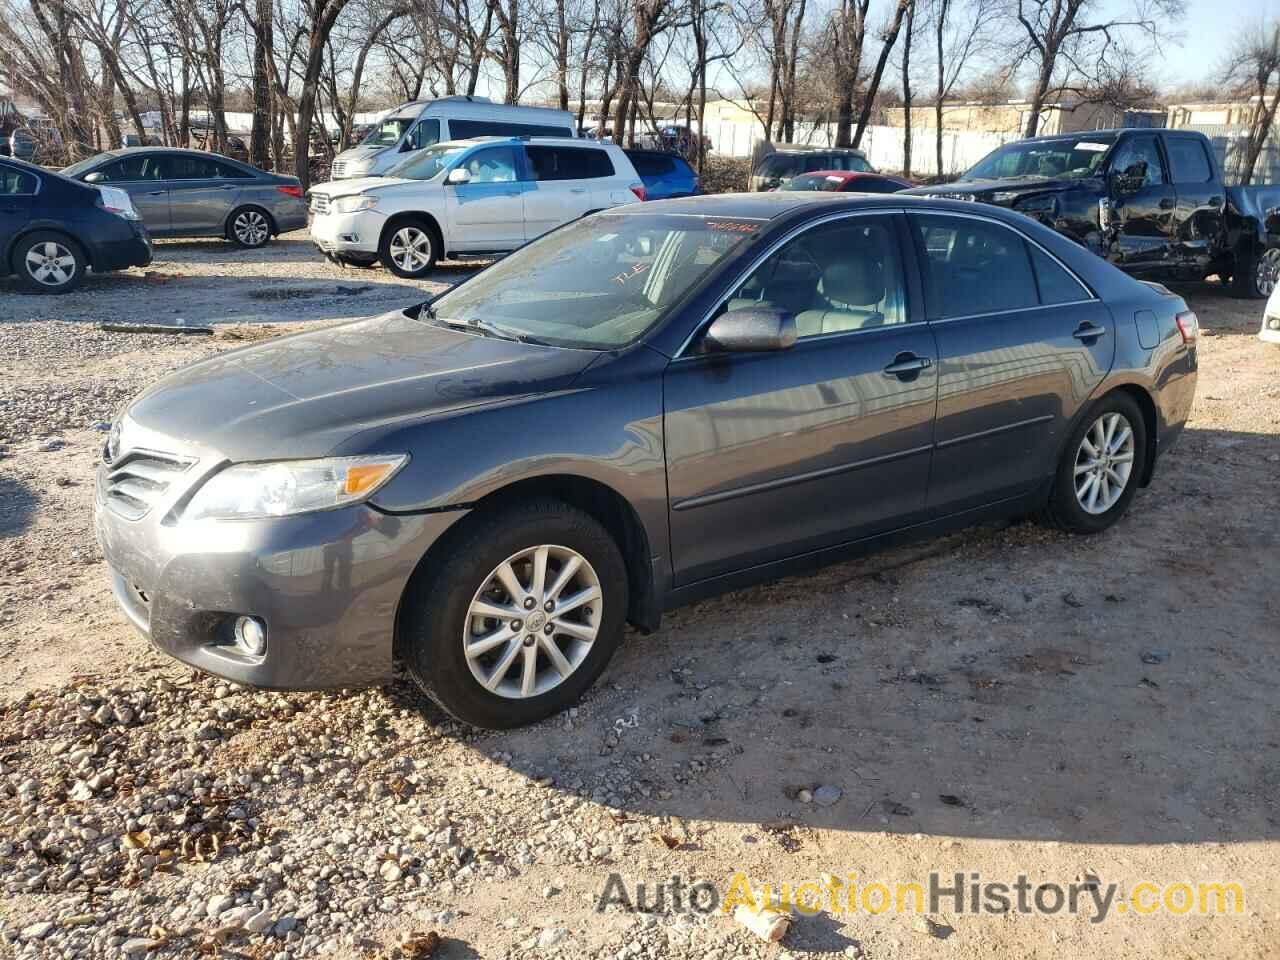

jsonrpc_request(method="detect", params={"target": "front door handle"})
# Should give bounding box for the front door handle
[570,187,588,194]
[883,353,932,379]
[1208,196,1223,208]
[145,190,166,196]
[1159,197,1175,210]
[1072,323,1107,342]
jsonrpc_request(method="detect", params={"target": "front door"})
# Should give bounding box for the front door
[1106,133,1177,274]
[1163,132,1226,274]
[664,214,939,585]
[908,212,1115,514]
[443,145,526,251]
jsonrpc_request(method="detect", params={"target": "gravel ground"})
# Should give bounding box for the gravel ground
[1,240,1279,960]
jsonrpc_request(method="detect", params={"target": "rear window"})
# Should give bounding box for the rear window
[788,173,845,192]
[527,145,613,180]
[628,153,675,177]
[1165,137,1213,184]
[449,119,573,139]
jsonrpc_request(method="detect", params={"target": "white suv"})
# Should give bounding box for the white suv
[309,137,645,277]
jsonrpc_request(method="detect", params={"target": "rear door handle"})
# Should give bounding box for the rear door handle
[570,187,588,194]
[1072,323,1107,341]
[1159,198,1175,210]
[883,353,932,379]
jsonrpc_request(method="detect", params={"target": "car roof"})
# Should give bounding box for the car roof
[800,170,898,180]
[604,191,1029,222]
[93,146,247,162]
[438,136,611,149]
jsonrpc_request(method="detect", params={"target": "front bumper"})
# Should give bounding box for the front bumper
[309,210,382,256]
[94,425,467,689]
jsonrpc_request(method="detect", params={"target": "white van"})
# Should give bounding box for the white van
[331,96,577,180]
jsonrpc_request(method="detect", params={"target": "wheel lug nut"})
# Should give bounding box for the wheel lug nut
[511,619,522,630]
[544,600,554,613]
[544,624,554,634]
[583,607,593,617]
[523,635,535,647]
[523,597,536,610]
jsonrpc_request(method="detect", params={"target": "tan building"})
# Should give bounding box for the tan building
[1166,94,1278,129]
[883,98,1143,136]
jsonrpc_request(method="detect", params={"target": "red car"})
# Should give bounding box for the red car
[781,170,912,194]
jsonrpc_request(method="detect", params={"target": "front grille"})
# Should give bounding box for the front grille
[102,448,195,521]
[310,193,330,215]
[931,192,978,202]
[332,161,347,179]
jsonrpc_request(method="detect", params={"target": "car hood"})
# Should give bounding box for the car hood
[310,176,416,198]
[904,177,1092,202]
[124,308,599,462]
[335,144,392,165]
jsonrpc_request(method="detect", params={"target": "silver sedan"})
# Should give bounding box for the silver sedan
[62,147,307,248]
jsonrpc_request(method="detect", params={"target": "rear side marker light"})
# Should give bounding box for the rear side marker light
[1175,310,1198,346]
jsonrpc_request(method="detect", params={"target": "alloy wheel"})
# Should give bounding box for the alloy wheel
[233,210,270,246]
[1074,412,1135,515]
[1256,248,1280,297]
[25,241,76,288]
[463,545,602,699]
[389,227,432,273]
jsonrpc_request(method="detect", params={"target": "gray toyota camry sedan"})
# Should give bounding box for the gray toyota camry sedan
[95,193,1198,728]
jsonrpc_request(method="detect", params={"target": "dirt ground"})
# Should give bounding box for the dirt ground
[1,233,1278,960]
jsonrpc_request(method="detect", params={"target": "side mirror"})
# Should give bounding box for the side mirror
[703,307,797,353]
[1110,165,1143,198]
[84,171,106,184]
[446,167,471,185]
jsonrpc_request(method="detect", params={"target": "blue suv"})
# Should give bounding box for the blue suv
[624,149,700,200]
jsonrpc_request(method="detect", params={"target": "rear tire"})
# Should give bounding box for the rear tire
[14,232,87,294]
[1043,392,1148,535]
[227,206,274,248]
[400,500,629,729]
[1231,244,1280,299]
[379,218,439,278]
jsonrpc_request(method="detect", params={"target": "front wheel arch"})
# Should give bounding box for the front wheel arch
[378,213,443,277]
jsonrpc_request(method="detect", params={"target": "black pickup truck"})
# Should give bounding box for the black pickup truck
[905,128,1280,298]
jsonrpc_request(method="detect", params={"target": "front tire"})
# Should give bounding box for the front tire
[227,206,273,248]
[401,500,629,729]
[379,218,439,278]
[1044,392,1148,534]
[14,232,87,294]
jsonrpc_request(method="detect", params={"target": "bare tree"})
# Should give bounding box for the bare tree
[1219,18,1280,186]
[1005,0,1185,138]
[850,0,910,146]
[900,0,915,174]
[930,0,997,177]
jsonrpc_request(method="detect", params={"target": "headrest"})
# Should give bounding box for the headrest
[823,258,884,307]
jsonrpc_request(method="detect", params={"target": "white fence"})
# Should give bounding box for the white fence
[708,117,1016,176]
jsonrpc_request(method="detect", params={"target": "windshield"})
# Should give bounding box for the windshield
[385,143,469,180]
[61,155,103,177]
[424,213,761,349]
[361,117,413,148]
[786,173,845,192]
[962,134,1116,181]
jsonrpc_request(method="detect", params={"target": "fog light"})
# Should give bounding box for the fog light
[233,616,266,656]
[1269,316,1280,331]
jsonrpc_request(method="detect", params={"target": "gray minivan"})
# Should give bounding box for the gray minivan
[331,96,577,180]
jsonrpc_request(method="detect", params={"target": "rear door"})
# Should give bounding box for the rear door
[1163,132,1226,274]
[908,211,1115,514]
[0,162,35,257]
[1106,133,1177,274]
[524,146,593,237]
[664,213,939,584]
[165,154,239,234]
[443,145,526,250]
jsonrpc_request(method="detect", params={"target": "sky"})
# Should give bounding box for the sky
[1156,0,1272,85]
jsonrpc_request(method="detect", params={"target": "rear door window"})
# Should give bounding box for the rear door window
[0,165,37,195]
[449,119,572,140]
[214,160,253,179]
[528,146,614,180]
[1165,136,1213,184]
[1029,245,1091,304]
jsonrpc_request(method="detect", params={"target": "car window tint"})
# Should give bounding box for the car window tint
[628,153,666,176]
[1109,136,1164,188]
[760,155,799,177]
[726,216,907,338]
[846,177,900,194]
[215,160,253,179]
[161,155,221,179]
[462,146,519,182]
[912,214,1038,318]
[1029,244,1089,305]
[99,156,165,181]
[408,118,440,150]
[529,147,613,180]
[0,166,37,194]
[449,119,572,139]
[1165,137,1213,184]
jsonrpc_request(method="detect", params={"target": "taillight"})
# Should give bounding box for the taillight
[1175,310,1198,346]
[277,185,304,199]
[629,182,646,202]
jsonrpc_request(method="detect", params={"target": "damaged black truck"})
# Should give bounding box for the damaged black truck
[905,128,1280,298]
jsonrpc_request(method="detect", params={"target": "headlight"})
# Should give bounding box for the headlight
[1011,193,1058,216]
[183,455,408,521]
[333,194,378,214]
